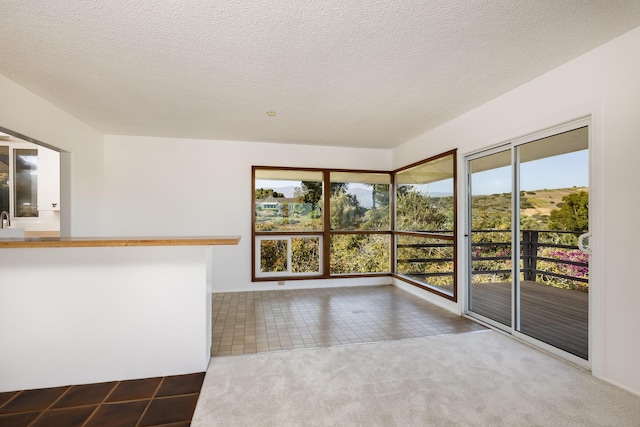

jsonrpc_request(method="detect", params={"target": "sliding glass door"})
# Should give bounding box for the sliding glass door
[468,148,513,327]
[467,125,590,361]
[516,128,589,359]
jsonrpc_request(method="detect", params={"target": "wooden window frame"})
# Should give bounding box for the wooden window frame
[252,149,457,302]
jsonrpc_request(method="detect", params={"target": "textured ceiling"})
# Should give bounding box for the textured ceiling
[1,1,639,149]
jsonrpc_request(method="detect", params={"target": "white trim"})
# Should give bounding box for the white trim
[463,142,511,162]
[586,111,603,379]
[512,145,521,331]
[509,115,591,148]
[463,311,511,333]
[512,330,590,370]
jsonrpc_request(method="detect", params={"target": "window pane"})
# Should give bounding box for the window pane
[291,237,321,273]
[258,236,322,276]
[330,172,390,231]
[330,234,390,274]
[396,154,454,234]
[396,234,454,295]
[255,169,323,232]
[260,239,288,273]
[14,149,38,217]
[0,146,8,213]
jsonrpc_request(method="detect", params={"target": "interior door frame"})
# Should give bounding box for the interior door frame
[463,116,593,369]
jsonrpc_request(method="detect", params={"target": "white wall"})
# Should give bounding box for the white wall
[0,73,104,236]
[392,26,640,395]
[103,136,393,292]
[0,246,209,392]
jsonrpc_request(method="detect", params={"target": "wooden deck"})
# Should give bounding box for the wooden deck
[469,280,588,359]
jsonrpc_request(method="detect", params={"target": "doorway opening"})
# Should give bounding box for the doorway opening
[0,129,61,237]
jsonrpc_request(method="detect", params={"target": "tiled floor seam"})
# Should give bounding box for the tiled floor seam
[130,377,164,427]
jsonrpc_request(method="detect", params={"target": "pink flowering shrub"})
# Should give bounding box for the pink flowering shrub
[544,249,589,277]
[537,248,589,290]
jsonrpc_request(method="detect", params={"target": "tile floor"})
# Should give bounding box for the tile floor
[0,372,204,427]
[0,285,485,426]
[211,284,486,356]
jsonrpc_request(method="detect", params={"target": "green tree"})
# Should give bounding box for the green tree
[396,188,450,231]
[260,240,287,272]
[330,234,389,274]
[549,191,589,232]
[365,183,389,209]
[291,238,320,273]
[329,182,349,196]
[330,190,361,230]
[361,206,390,230]
[255,188,284,199]
[295,181,323,217]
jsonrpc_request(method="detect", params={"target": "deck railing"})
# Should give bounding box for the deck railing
[396,229,589,290]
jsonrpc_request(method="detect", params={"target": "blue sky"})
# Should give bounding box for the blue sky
[472,150,588,195]
[256,149,589,197]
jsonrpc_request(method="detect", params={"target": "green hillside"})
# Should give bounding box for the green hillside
[472,187,588,230]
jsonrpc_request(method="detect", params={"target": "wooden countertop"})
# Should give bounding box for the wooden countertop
[0,236,241,249]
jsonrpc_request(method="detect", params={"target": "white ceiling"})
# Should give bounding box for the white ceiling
[1,1,639,149]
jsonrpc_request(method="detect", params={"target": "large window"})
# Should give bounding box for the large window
[394,151,457,299]
[254,169,324,278]
[253,168,391,280]
[252,150,457,301]
[329,172,391,274]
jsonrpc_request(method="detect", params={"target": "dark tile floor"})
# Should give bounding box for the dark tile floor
[211,284,486,356]
[0,372,204,427]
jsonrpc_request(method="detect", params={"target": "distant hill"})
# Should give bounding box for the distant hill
[472,187,588,229]
[265,185,585,222]
[270,186,377,207]
[520,187,588,217]
[269,186,452,208]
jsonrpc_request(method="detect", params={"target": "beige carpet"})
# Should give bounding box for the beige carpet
[193,330,640,426]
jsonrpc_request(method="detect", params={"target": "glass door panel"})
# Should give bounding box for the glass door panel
[516,127,589,359]
[468,149,512,327]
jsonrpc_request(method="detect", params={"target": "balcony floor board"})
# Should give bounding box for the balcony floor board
[469,280,588,359]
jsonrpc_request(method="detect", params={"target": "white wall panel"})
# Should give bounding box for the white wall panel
[0,246,208,392]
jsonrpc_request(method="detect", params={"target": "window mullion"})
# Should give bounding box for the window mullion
[322,170,331,278]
